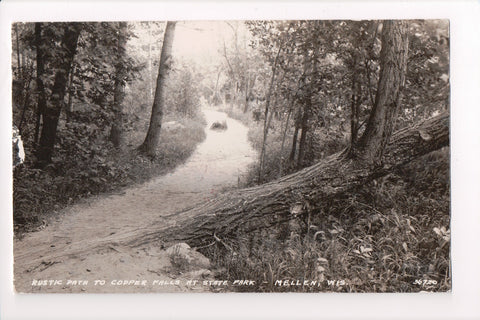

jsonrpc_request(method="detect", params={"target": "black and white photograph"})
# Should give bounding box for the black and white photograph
[3,1,480,319]
[10,18,451,294]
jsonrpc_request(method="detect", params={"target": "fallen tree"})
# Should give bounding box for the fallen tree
[129,110,449,248]
[127,20,449,249]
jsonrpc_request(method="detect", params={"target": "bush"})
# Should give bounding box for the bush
[13,115,206,234]
[204,121,450,292]
[211,104,449,292]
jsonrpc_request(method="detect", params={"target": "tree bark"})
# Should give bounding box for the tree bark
[139,21,176,157]
[148,26,154,102]
[258,102,275,182]
[243,74,249,113]
[109,22,128,148]
[127,111,449,249]
[14,24,22,77]
[259,43,284,181]
[278,102,293,177]
[35,23,82,168]
[296,42,316,169]
[34,23,46,148]
[289,119,300,163]
[222,40,237,110]
[123,19,420,249]
[212,70,222,105]
[65,64,76,123]
[355,20,409,162]
[26,20,446,256]
[297,104,310,168]
[17,69,33,134]
[243,73,257,113]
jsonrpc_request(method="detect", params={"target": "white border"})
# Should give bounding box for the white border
[1,1,480,319]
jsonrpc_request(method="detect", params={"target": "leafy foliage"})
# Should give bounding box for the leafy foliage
[12,21,206,232]
[166,62,203,118]
[212,20,450,292]
[401,20,449,126]
[13,117,206,232]
[206,148,450,292]
[12,20,450,293]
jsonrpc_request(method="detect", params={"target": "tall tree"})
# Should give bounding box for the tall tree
[109,22,128,148]
[33,22,47,148]
[258,40,284,182]
[354,20,409,162]
[139,21,176,157]
[119,20,437,248]
[35,23,82,168]
[297,51,318,168]
[289,112,301,163]
[14,24,22,77]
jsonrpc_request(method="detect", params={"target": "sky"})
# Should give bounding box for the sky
[173,21,226,64]
[173,21,251,65]
[128,21,250,69]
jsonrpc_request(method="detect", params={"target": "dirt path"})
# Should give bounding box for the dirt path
[14,109,257,293]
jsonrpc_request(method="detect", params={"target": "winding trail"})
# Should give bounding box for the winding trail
[14,109,256,293]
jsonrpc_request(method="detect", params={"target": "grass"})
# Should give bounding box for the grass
[13,115,206,235]
[204,148,450,292]
[204,105,450,293]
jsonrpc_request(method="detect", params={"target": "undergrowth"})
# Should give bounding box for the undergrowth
[13,116,206,235]
[206,105,450,292]
[220,104,346,185]
[204,148,450,292]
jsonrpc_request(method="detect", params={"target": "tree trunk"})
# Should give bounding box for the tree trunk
[289,119,300,163]
[212,70,222,105]
[109,22,128,148]
[125,19,416,248]
[278,103,293,177]
[27,111,448,264]
[34,23,46,148]
[35,23,82,168]
[230,83,237,110]
[258,103,275,182]
[148,26,154,102]
[49,19,434,253]
[297,104,310,168]
[259,44,284,181]
[14,24,22,77]
[355,20,409,162]
[243,73,257,113]
[296,40,317,169]
[17,69,33,134]
[139,21,176,157]
[126,111,449,249]
[243,74,249,113]
[65,64,76,123]
[222,40,237,110]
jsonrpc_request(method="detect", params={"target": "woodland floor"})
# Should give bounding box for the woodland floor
[14,108,257,293]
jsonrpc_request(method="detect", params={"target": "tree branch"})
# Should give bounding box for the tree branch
[128,111,449,248]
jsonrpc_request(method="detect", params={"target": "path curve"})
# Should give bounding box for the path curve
[14,109,256,293]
